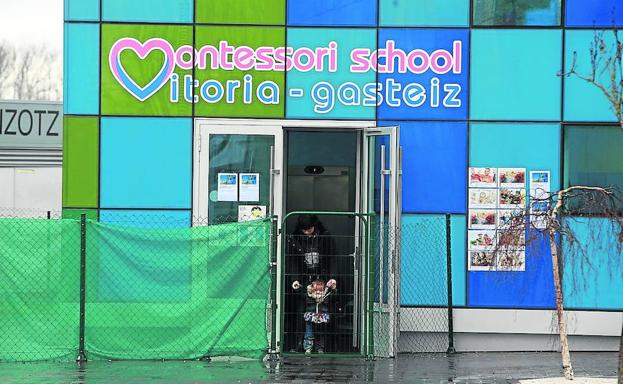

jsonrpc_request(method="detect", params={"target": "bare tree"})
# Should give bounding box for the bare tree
[566,27,623,130]
[564,20,623,383]
[499,187,623,381]
[0,41,61,101]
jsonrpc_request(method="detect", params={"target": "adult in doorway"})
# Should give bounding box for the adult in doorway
[285,214,336,352]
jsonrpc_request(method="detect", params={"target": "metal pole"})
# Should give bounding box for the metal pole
[445,213,456,354]
[269,216,279,360]
[76,213,87,362]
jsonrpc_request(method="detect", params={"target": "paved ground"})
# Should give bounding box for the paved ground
[0,352,618,383]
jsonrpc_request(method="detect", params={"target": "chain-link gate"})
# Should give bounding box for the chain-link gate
[396,215,455,354]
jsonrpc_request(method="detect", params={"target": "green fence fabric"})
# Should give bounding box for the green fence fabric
[0,219,81,362]
[0,218,271,361]
[85,220,271,360]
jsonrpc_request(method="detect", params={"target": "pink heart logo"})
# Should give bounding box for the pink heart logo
[109,38,175,101]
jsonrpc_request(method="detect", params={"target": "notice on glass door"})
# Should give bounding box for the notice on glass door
[239,173,260,202]
[217,173,238,201]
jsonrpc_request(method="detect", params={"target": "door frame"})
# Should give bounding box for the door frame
[361,126,401,357]
[192,118,376,354]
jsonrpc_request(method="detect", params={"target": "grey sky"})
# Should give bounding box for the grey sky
[0,0,63,53]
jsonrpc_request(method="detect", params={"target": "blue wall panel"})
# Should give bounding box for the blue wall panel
[468,123,560,308]
[380,0,469,27]
[286,28,376,119]
[563,217,623,310]
[100,210,191,229]
[564,30,619,122]
[381,121,467,214]
[470,29,562,121]
[64,24,99,115]
[287,0,377,26]
[566,0,623,27]
[65,0,99,21]
[378,28,469,120]
[100,117,192,209]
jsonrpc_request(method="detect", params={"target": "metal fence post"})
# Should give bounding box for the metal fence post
[445,213,456,354]
[77,213,87,362]
[268,216,279,360]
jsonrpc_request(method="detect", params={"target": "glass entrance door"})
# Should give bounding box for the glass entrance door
[362,126,401,358]
[194,124,283,225]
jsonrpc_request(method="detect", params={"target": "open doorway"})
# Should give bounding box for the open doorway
[282,130,360,354]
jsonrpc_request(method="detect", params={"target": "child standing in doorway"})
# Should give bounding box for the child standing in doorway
[292,278,337,354]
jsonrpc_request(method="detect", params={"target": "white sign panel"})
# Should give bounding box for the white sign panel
[0,101,63,149]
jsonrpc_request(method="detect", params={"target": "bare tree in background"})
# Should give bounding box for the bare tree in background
[0,40,62,101]
[499,187,623,381]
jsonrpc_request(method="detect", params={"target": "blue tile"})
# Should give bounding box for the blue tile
[100,117,192,209]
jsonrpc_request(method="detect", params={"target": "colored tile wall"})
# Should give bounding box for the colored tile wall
[63,1,623,311]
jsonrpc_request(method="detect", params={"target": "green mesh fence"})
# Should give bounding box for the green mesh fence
[0,218,81,362]
[0,217,272,362]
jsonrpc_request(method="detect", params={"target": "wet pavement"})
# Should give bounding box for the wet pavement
[0,352,618,383]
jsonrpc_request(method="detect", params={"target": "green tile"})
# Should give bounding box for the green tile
[196,0,285,25]
[194,26,285,118]
[62,209,99,221]
[101,23,193,116]
[62,117,99,208]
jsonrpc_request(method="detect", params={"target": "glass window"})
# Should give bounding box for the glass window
[208,134,273,224]
[473,0,561,26]
[563,125,623,214]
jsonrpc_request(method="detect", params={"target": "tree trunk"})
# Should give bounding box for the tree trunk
[549,231,574,380]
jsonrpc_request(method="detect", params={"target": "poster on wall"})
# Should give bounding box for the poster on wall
[468,230,496,251]
[469,167,497,188]
[469,209,497,229]
[469,189,497,209]
[217,173,238,202]
[468,251,497,271]
[239,173,260,202]
[238,205,266,222]
[530,171,551,200]
[499,188,526,209]
[467,166,528,272]
[498,168,526,188]
[496,250,526,271]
